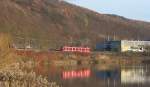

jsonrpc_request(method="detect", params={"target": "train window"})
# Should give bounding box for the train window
[73,48,75,51]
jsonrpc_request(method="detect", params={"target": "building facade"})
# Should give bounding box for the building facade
[121,40,150,52]
[96,40,150,52]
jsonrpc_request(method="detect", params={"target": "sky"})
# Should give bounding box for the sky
[66,0,150,22]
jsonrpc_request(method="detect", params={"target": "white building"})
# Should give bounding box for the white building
[121,40,150,52]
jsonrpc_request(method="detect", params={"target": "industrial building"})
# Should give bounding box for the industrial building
[96,40,150,52]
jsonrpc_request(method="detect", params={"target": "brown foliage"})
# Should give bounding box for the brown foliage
[0,0,150,49]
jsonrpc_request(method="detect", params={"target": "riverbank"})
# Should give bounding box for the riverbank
[0,50,149,87]
[16,50,149,67]
[50,52,143,66]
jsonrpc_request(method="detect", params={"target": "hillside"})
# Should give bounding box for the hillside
[0,0,150,49]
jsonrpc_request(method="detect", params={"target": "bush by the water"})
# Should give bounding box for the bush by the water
[0,62,60,87]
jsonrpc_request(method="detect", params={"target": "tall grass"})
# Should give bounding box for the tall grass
[0,33,60,87]
[0,33,18,69]
[0,61,60,87]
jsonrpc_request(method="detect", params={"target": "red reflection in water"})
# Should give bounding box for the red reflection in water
[62,69,91,79]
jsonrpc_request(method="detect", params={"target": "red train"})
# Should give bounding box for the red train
[62,46,91,53]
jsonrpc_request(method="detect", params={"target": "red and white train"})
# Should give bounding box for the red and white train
[62,46,91,53]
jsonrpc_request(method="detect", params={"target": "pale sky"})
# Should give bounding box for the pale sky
[66,0,150,22]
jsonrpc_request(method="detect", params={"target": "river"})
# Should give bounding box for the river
[35,63,150,87]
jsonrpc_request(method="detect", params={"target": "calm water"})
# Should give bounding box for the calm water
[35,63,150,87]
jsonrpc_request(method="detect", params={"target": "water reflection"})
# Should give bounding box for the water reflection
[34,63,150,87]
[62,69,91,79]
[121,65,150,84]
[95,69,120,80]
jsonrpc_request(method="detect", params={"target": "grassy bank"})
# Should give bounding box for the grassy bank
[33,51,142,66]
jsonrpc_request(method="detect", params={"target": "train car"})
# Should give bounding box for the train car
[62,46,91,53]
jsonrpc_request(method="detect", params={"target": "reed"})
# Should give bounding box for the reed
[0,61,60,87]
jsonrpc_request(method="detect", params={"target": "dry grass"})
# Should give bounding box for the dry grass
[0,33,60,87]
[0,61,60,87]
[0,33,19,69]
